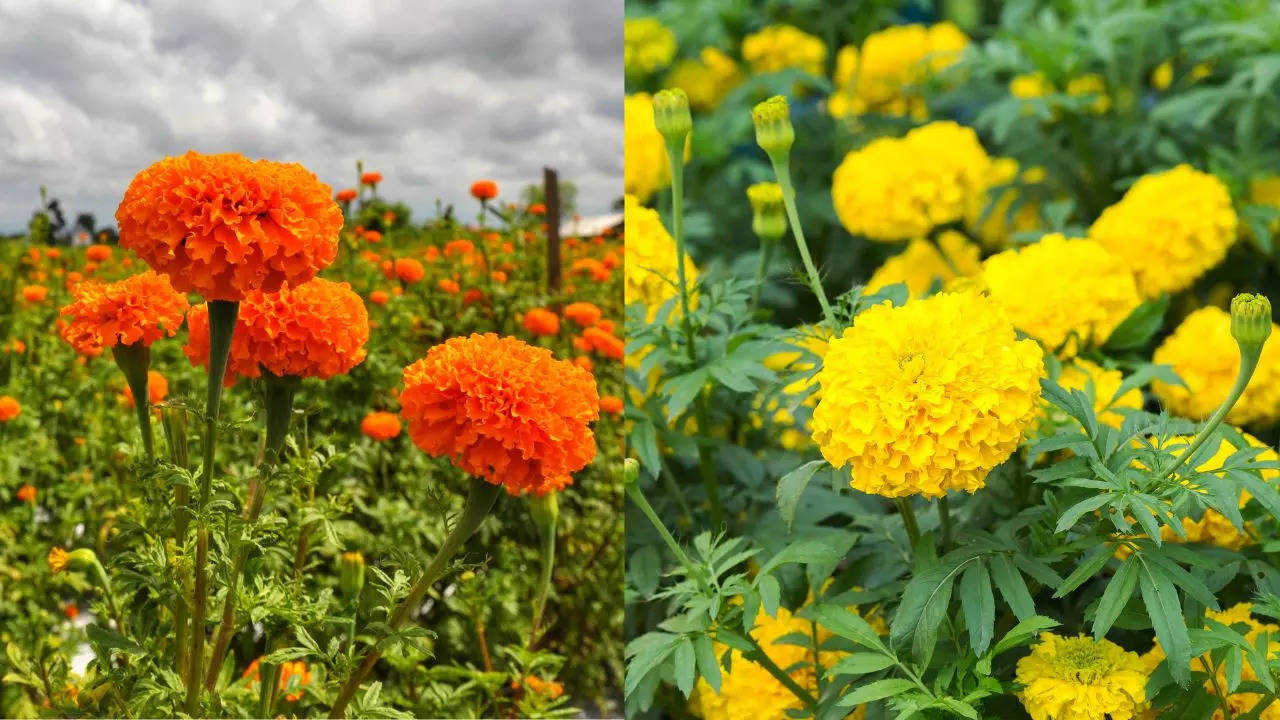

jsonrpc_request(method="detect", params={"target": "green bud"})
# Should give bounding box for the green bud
[747,182,787,240]
[751,95,795,158]
[68,548,99,572]
[1231,293,1272,354]
[652,88,693,149]
[529,492,559,535]
[338,551,365,599]
[623,458,639,486]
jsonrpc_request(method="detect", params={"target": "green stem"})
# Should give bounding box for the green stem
[328,477,502,718]
[741,631,818,712]
[185,299,239,715]
[624,479,709,594]
[90,557,125,635]
[750,238,775,315]
[112,343,153,460]
[528,496,557,648]
[769,160,836,330]
[938,495,953,552]
[895,498,922,557]
[1159,351,1258,481]
[162,407,191,679]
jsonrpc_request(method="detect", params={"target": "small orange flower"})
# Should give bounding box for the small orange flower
[85,244,113,262]
[424,246,440,262]
[123,370,169,408]
[600,395,623,415]
[0,395,20,422]
[243,658,312,702]
[470,180,498,200]
[16,484,36,503]
[528,203,546,215]
[394,258,425,284]
[445,239,474,257]
[364,230,383,244]
[48,547,69,574]
[400,334,599,495]
[490,270,507,284]
[369,290,390,306]
[596,319,616,334]
[523,308,560,336]
[361,411,402,441]
[59,271,189,357]
[3,339,25,355]
[562,302,603,328]
[438,278,461,295]
[63,604,79,620]
[463,288,486,306]
[116,151,342,301]
[185,278,369,381]
[573,355,593,373]
[581,327,624,360]
[336,188,357,202]
[360,171,382,186]
[22,285,48,303]
[525,675,565,699]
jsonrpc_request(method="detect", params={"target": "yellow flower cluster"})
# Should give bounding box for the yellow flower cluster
[1016,633,1148,720]
[1066,73,1110,113]
[1057,359,1144,428]
[1142,603,1280,720]
[1153,306,1280,426]
[689,603,878,720]
[980,234,1140,357]
[1088,164,1238,298]
[623,194,698,320]
[741,24,826,76]
[1151,61,1174,90]
[831,121,993,242]
[865,231,981,298]
[812,291,1044,498]
[829,22,969,118]
[624,18,676,76]
[1249,174,1280,241]
[965,158,1044,247]
[666,47,743,110]
[1010,72,1054,100]
[624,93,671,204]
[759,328,830,450]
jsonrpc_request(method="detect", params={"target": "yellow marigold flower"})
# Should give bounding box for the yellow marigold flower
[1191,62,1213,81]
[965,158,1044,247]
[1153,306,1280,426]
[1016,633,1149,720]
[666,47,743,110]
[741,24,826,76]
[832,121,992,242]
[828,22,968,119]
[1057,359,1144,428]
[624,93,670,203]
[623,18,676,76]
[1151,61,1174,90]
[623,195,698,320]
[1010,71,1054,99]
[980,234,1140,357]
[1066,73,1110,113]
[48,547,70,574]
[689,604,874,720]
[812,291,1044,498]
[1088,164,1237,298]
[865,231,981,298]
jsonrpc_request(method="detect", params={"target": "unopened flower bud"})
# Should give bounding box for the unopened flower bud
[338,550,365,599]
[623,457,639,486]
[751,95,795,159]
[529,492,559,534]
[653,88,693,150]
[1231,293,1272,354]
[746,182,787,240]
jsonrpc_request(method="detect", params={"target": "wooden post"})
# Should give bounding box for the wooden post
[544,167,561,296]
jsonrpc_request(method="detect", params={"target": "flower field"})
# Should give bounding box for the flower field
[0,158,624,718]
[624,1,1280,719]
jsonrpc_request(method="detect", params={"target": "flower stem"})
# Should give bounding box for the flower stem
[111,343,153,460]
[750,238,775,315]
[185,299,239,715]
[937,495,953,552]
[328,477,501,718]
[527,494,557,648]
[895,498,922,556]
[1159,351,1259,481]
[89,556,125,635]
[740,630,818,712]
[624,478,709,594]
[768,160,836,330]
[162,406,190,679]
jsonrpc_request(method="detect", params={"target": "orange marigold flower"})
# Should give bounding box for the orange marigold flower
[528,203,546,215]
[394,258,425,284]
[336,188,357,202]
[400,334,599,495]
[48,547,69,574]
[596,319,616,334]
[364,230,382,243]
[563,302,603,328]
[185,278,369,381]
[242,658,312,702]
[116,151,342,301]
[0,395,21,422]
[17,484,36,503]
[445,239,474,257]
[4,339,25,355]
[600,395,623,415]
[523,308,560,336]
[525,675,565,699]
[369,290,390,306]
[470,180,498,200]
[360,172,382,186]
[58,271,189,357]
[439,278,461,295]
[63,603,79,620]
[463,288,486,306]
[582,326,624,360]
[490,270,507,284]
[424,246,441,262]
[123,370,168,408]
[574,355,593,373]
[361,411,402,441]
[85,244,113,262]
[22,285,48,303]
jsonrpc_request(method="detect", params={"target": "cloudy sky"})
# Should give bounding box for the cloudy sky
[0,0,623,233]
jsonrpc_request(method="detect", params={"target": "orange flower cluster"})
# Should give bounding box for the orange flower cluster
[336,188,357,202]
[394,258,425,284]
[85,244,113,262]
[185,278,369,381]
[58,271,189,357]
[361,411,402,441]
[400,334,599,495]
[575,326,624,360]
[523,307,560,336]
[22,285,48,303]
[519,675,565,699]
[16,484,36,503]
[563,301,603,328]
[122,370,168,408]
[470,180,498,200]
[600,395,623,415]
[243,658,312,702]
[0,395,20,422]
[361,172,382,185]
[116,151,342,301]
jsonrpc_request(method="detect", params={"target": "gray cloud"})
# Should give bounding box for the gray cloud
[0,0,623,232]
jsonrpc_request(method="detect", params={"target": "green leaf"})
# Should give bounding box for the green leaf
[828,652,896,676]
[1055,494,1114,534]
[892,555,976,663]
[777,460,826,532]
[1138,558,1192,686]
[989,554,1035,621]
[1093,555,1139,639]
[835,678,918,707]
[693,633,721,693]
[813,604,887,652]
[1103,295,1170,351]
[629,545,661,597]
[1054,544,1113,598]
[629,419,661,477]
[959,561,995,655]
[758,574,781,619]
[756,539,840,578]
[990,615,1061,658]
[673,635,696,698]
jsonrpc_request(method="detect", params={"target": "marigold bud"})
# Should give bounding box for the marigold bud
[1231,293,1272,354]
[746,182,787,240]
[623,457,639,486]
[338,551,365,599]
[751,95,795,158]
[652,88,692,149]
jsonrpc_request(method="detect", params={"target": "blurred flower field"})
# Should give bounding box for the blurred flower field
[624,1,1280,719]
[0,158,624,718]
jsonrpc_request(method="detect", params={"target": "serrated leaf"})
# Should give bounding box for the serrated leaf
[777,460,826,532]
[835,678,917,707]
